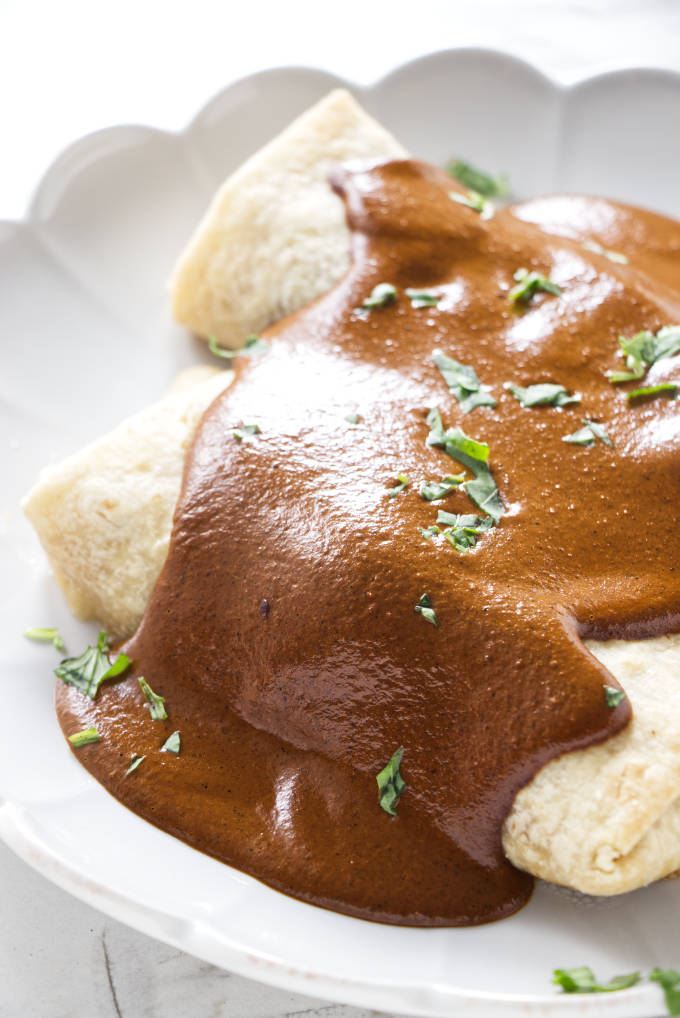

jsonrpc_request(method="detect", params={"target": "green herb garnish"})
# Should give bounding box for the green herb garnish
[138,676,168,721]
[426,408,504,523]
[449,189,494,220]
[627,383,678,402]
[420,475,465,501]
[437,511,494,552]
[509,268,562,304]
[388,474,410,497]
[376,747,406,815]
[582,239,629,265]
[608,325,680,383]
[405,288,440,309]
[506,382,580,408]
[24,627,64,651]
[414,592,438,627]
[233,423,260,441]
[553,967,640,994]
[161,731,181,754]
[604,685,626,708]
[563,419,613,448]
[54,632,130,700]
[433,350,497,413]
[651,969,680,1015]
[446,159,508,198]
[361,283,397,310]
[345,412,360,424]
[418,525,441,539]
[126,755,146,776]
[208,334,269,359]
[68,727,101,748]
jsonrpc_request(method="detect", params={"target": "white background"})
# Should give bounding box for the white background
[1,1,679,1015]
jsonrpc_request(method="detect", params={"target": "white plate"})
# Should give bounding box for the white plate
[1,49,680,1018]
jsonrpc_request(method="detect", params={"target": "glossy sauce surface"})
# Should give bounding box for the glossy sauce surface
[57,161,680,925]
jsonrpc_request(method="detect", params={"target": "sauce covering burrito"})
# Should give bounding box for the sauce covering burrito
[23,90,680,925]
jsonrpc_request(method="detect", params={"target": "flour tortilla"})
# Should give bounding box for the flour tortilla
[23,92,680,900]
[170,88,407,347]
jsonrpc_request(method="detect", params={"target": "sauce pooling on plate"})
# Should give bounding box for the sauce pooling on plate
[57,160,680,925]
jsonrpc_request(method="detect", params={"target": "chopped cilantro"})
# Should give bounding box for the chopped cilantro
[627,383,677,402]
[388,474,410,497]
[138,677,168,721]
[437,511,494,552]
[553,967,640,994]
[425,408,503,523]
[604,685,626,708]
[433,350,497,413]
[54,632,130,700]
[126,755,145,776]
[414,592,438,627]
[506,382,580,408]
[608,325,680,383]
[68,727,101,748]
[376,747,406,815]
[24,627,64,651]
[651,969,680,1015]
[405,288,440,309]
[161,731,181,754]
[449,189,494,220]
[418,525,441,539]
[208,334,269,359]
[563,419,613,447]
[509,268,562,304]
[361,283,397,309]
[233,423,260,441]
[420,475,465,501]
[446,159,508,198]
[582,239,629,265]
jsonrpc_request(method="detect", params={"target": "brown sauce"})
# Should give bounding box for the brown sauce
[56,160,680,925]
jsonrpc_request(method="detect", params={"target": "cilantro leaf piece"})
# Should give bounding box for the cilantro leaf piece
[68,727,101,748]
[24,626,64,651]
[446,159,508,198]
[608,326,680,383]
[415,592,438,627]
[54,632,130,700]
[126,755,146,776]
[437,512,494,552]
[361,283,397,309]
[627,383,678,402]
[233,423,260,441]
[651,969,680,1015]
[509,268,562,304]
[376,747,406,815]
[582,239,629,265]
[563,419,613,448]
[425,409,504,523]
[420,475,465,501]
[388,474,410,497]
[604,685,626,708]
[418,525,441,539]
[208,334,269,359]
[449,189,494,220]
[161,731,181,754]
[553,967,640,994]
[138,676,168,721]
[506,382,580,408]
[405,288,440,309]
[344,412,360,424]
[433,350,497,413]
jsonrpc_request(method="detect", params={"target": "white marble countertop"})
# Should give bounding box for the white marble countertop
[1,2,679,1015]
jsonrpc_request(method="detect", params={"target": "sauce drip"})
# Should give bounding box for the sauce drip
[57,160,680,925]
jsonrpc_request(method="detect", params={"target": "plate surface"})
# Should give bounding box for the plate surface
[1,49,680,1018]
